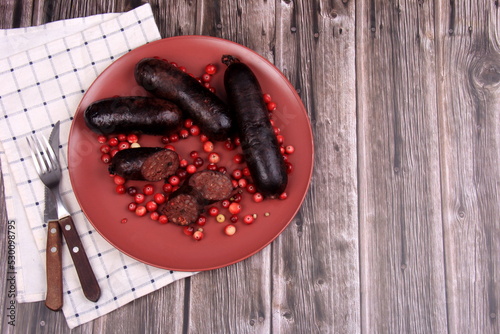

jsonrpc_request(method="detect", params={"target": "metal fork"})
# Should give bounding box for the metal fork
[27,134,70,219]
[27,133,101,302]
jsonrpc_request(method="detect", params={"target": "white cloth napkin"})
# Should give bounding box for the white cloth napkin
[0,4,196,328]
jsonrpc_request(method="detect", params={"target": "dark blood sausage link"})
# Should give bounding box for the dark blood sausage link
[84,96,183,135]
[134,58,233,141]
[108,147,179,182]
[221,55,288,197]
[159,170,233,225]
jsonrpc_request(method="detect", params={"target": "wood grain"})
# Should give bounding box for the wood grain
[45,221,63,311]
[436,1,500,333]
[357,0,447,332]
[187,1,274,333]
[273,0,359,333]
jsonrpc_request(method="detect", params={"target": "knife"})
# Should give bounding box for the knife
[50,122,101,302]
[44,122,63,311]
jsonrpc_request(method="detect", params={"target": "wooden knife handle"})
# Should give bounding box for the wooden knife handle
[58,216,101,302]
[45,220,63,311]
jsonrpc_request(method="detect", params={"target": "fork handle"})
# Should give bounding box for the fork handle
[45,220,63,311]
[58,216,101,302]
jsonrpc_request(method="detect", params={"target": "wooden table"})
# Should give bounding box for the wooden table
[1,1,499,333]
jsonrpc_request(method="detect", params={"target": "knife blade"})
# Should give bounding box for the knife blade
[44,121,63,311]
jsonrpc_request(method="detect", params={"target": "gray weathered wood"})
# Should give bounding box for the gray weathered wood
[272,0,359,333]
[357,0,447,333]
[436,1,500,334]
[187,2,274,333]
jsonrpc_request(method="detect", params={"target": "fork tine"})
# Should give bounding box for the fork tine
[30,134,54,174]
[40,134,59,170]
[26,136,44,175]
[33,135,51,173]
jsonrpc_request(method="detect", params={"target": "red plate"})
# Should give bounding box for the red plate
[68,36,313,271]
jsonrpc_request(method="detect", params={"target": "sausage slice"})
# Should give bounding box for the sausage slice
[108,147,179,182]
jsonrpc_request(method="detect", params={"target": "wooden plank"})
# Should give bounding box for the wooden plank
[188,256,272,333]
[153,0,199,38]
[86,1,197,332]
[186,1,275,333]
[91,279,187,334]
[356,1,448,332]
[435,1,500,333]
[272,0,359,333]
[0,1,16,28]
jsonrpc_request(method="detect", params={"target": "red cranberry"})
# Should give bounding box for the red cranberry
[146,201,158,212]
[183,225,195,236]
[205,64,217,75]
[134,193,146,204]
[128,202,137,212]
[190,125,200,136]
[208,206,219,216]
[232,193,242,203]
[243,214,255,224]
[231,169,243,180]
[228,202,242,215]
[115,185,126,194]
[127,134,139,143]
[193,230,204,241]
[186,164,197,174]
[196,215,207,226]
[190,150,199,159]
[233,153,244,164]
[158,215,168,224]
[100,144,110,154]
[201,73,211,82]
[97,135,107,144]
[267,102,277,111]
[179,129,189,139]
[194,157,204,167]
[113,175,126,185]
[253,193,263,203]
[108,137,119,147]
[168,175,181,186]
[162,183,173,193]
[101,153,111,164]
[127,186,138,196]
[135,205,147,217]
[143,184,154,195]
[154,193,166,204]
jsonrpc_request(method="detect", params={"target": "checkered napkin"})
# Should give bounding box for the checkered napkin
[0,4,196,328]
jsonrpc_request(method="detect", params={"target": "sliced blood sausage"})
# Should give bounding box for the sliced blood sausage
[222,55,288,197]
[158,170,233,225]
[84,96,183,135]
[160,194,201,226]
[134,58,233,141]
[108,147,179,182]
[188,170,234,203]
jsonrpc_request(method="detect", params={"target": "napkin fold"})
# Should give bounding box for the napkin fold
[0,4,196,328]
